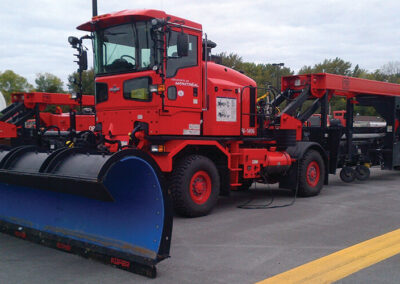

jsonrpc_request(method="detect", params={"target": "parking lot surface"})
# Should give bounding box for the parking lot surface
[1,168,399,283]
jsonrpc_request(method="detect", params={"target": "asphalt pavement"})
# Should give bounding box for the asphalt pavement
[1,168,399,283]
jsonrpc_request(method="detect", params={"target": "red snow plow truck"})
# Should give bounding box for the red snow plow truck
[1,4,400,278]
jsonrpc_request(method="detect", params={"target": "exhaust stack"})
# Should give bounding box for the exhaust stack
[92,0,98,17]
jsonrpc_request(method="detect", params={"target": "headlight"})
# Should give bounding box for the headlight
[151,145,166,153]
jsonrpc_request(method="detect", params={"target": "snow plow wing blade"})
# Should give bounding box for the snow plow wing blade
[0,146,172,278]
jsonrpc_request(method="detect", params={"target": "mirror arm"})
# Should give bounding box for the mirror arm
[69,35,90,107]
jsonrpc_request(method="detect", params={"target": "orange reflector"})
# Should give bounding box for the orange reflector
[157,84,166,92]
[92,14,111,20]
[151,145,165,152]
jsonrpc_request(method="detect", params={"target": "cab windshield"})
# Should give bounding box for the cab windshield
[94,21,155,75]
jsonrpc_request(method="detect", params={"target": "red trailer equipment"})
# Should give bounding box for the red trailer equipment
[0,92,95,140]
[281,73,400,182]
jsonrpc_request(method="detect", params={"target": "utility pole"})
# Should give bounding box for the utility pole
[272,63,284,91]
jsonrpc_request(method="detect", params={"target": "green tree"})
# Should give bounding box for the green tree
[217,52,293,90]
[299,57,353,76]
[380,61,400,76]
[0,70,33,103]
[352,64,368,78]
[362,69,388,82]
[67,69,95,95]
[374,61,400,84]
[298,65,313,74]
[35,73,64,93]
[219,52,244,70]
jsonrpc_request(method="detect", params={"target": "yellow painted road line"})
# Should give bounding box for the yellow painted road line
[256,228,400,284]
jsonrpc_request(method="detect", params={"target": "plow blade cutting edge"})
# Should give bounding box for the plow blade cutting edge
[0,146,172,278]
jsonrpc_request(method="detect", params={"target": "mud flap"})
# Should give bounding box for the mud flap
[279,161,299,191]
[0,147,172,278]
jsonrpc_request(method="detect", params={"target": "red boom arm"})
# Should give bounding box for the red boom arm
[282,73,400,99]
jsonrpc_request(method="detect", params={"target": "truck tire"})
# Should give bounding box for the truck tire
[355,165,370,181]
[298,150,325,197]
[340,167,356,183]
[170,155,220,217]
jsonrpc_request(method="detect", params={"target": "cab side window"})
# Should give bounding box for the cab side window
[167,31,197,77]
[123,77,152,101]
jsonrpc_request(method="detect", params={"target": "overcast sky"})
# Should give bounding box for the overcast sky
[0,0,399,87]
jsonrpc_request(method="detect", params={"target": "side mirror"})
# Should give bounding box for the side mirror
[177,33,189,57]
[80,50,88,71]
[68,36,80,48]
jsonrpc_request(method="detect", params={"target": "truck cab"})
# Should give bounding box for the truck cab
[77,9,256,144]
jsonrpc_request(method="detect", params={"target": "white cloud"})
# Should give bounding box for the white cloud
[0,0,399,87]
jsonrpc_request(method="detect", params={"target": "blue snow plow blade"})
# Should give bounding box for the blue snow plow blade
[0,146,172,278]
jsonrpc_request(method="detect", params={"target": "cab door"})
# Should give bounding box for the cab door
[164,29,202,110]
